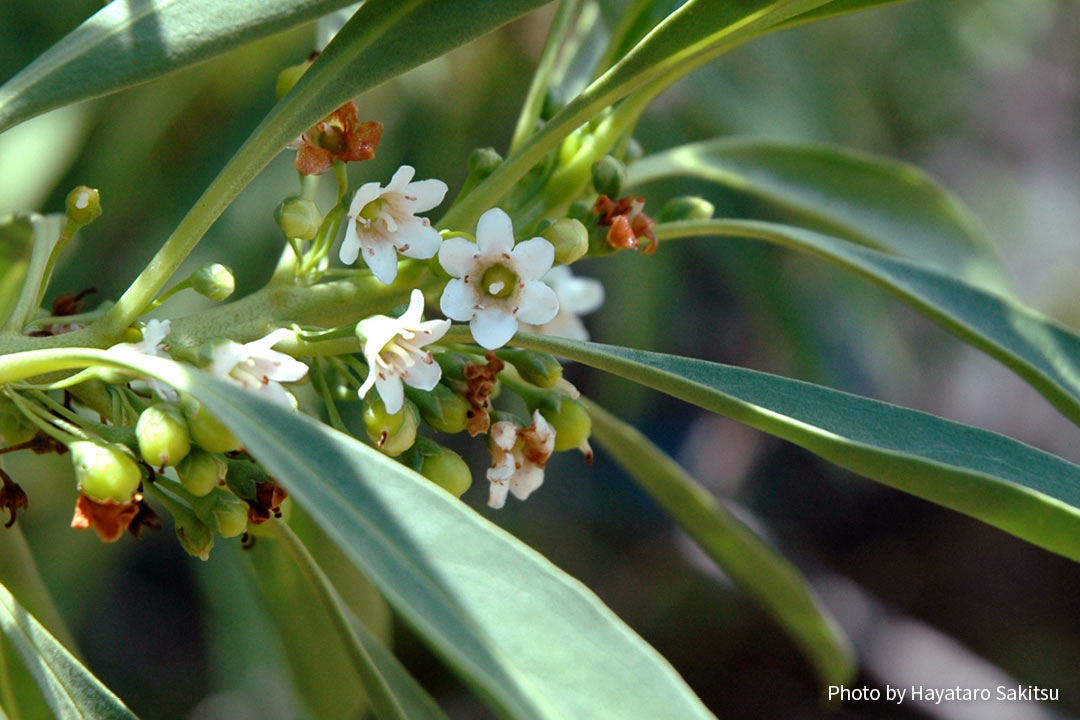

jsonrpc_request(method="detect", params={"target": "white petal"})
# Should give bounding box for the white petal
[490,421,518,451]
[403,179,448,213]
[340,222,363,265]
[509,464,544,501]
[375,375,405,415]
[209,340,246,378]
[540,313,590,341]
[348,181,384,217]
[487,477,510,509]
[357,373,376,402]
[510,237,554,281]
[440,279,477,321]
[364,239,400,284]
[263,353,309,383]
[414,318,450,346]
[387,165,416,191]
[470,308,518,350]
[259,381,299,409]
[475,208,514,255]
[357,314,399,356]
[515,281,559,325]
[395,220,442,260]
[556,275,604,315]
[438,237,477,278]
[398,289,426,326]
[403,355,442,391]
[142,319,171,348]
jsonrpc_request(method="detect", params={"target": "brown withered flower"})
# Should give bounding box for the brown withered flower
[463,351,505,437]
[127,498,162,539]
[593,195,657,255]
[291,101,382,175]
[0,468,28,528]
[246,480,289,525]
[71,493,141,542]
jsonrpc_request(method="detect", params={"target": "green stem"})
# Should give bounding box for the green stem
[269,520,410,720]
[3,393,78,446]
[309,360,349,434]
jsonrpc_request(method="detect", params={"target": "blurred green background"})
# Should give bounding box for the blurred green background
[2,1,1080,718]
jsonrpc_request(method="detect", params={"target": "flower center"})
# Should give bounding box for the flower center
[311,123,347,154]
[481,264,518,299]
[359,197,386,223]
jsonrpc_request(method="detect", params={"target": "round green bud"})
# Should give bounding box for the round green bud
[363,395,419,457]
[408,383,470,434]
[177,448,227,497]
[539,397,592,452]
[136,404,191,468]
[70,441,142,503]
[181,395,242,454]
[188,263,235,301]
[624,137,644,164]
[192,488,249,538]
[468,146,502,177]
[419,446,472,497]
[65,186,102,227]
[541,218,589,265]
[591,156,626,198]
[1,409,35,446]
[275,58,313,100]
[496,348,563,389]
[657,196,715,223]
[275,196,323,241]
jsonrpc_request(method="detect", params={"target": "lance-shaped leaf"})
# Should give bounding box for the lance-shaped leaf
[778,0,911,28]
[653,219,1080,428]
[491,332,1080,565]
[0,348,714,720]
[0,214,34,326]
[0,579,136,719]
[586,399,855,687]
[628,138,1009,291]
[0,0,363,133]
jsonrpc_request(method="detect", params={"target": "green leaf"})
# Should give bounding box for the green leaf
[0,579,136,719]
[100,0,553,336]
[777,0,911,28]
[0,349,713,720]
[0,214,40,329]
[492,332,1080,565]
[654,218,1080,429]
[628,138,1010,291]
[1,212,64,333]
[585,399,854,687]
[0,0,362,133]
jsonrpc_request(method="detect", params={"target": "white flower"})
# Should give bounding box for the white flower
[438,208,559,350]
[357,289,450,414]
[486,410,556,509]
[208,329,309,409]
[525,266,604,341]
[108,319,177,401]
[340,165,447,284]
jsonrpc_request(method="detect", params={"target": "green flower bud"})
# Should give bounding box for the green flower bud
[181,395,242,454]
[65,186,102,227]
[453,147,503,203]
[657,196,715,223]
[419,445,472,497]
[177,448,227,497]
[275,196,323,241]
[70,441,142,503]
[1,408,35,446]
[567,199,594,223]
[624,138,644,164]
[591,156,626,198]
[496,348,563,389]
[174,509,215,561]
[136,404,191,468]
[223,457,265,501]
[406,383,470,434]
[538,396,592,453]
[188,263,235,301]
[276,58,313,100]
[192,488,249,538]
[541,218,589,265]
[363,395,419,457]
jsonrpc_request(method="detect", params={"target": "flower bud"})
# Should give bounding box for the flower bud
[276,58,314,100]
[173,509,215,561]
[65,186,102,228]
[624,138,644,164]
[70,441,142,503]
[496,348,563,389]
[454,147,503,203]
[181,395,242,454]
[363,395,419,457]
[136,404,191,468]
[419,444,472,497]
[541,218,589,265]
[0,408,35,446]
[657,196,715,223]
[406,383,470,434]
[275,196,323,241]
[537,396,592,453]
[188,263,235,301]
[591,156,626,199]
[177,448,227,497]
[192,488,249,538]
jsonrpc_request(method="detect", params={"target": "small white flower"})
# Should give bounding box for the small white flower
[525,266,604,341]
[486,410,556,509]
[108,319,177,401]
[357,289,450,414]
[439,208,559,350]
[340,165,447,284]
[208,329,309,409]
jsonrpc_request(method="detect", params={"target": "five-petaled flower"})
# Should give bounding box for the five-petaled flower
[524,266,604,341]
[291,101,383,176]
[108,318,178,401]
[438,208,559,350]
[340,165,448,284]
[357,289,450,415]
[208,329,309,409]
[486,410,556,509]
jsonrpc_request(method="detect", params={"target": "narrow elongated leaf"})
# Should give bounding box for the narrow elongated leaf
[0,579,136,719]
[628,138,1009,291]
[2,212,64,332]
[0,349,714,720]
[491,332,1080,565]
[777,0,911,28]
[0,214,34,326]
[0,0,362,133]
[586,400,854,687]
[654,218,1080,429]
